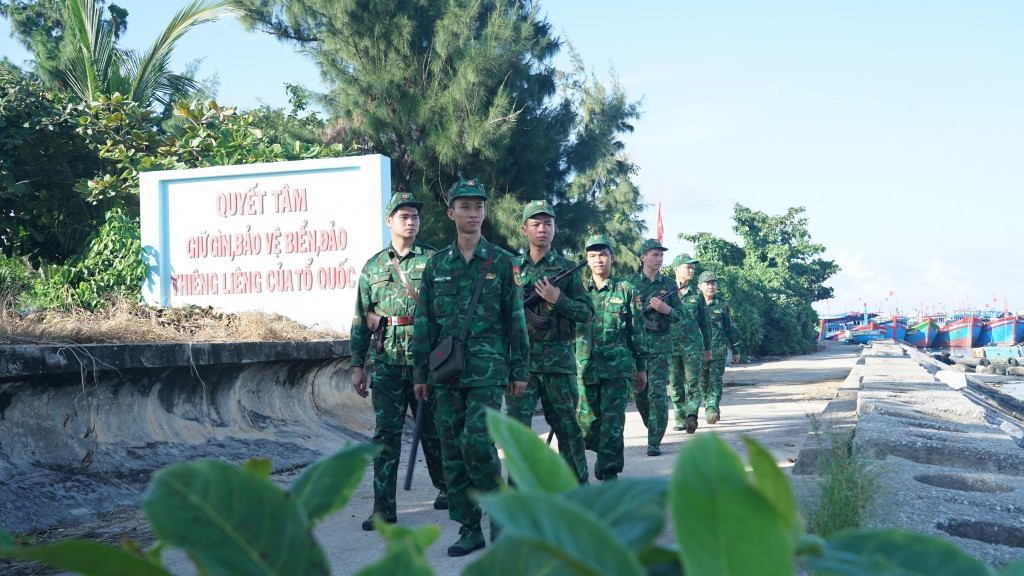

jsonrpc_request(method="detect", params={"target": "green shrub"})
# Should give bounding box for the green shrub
[0,255,35,309]
[25,205,146,311]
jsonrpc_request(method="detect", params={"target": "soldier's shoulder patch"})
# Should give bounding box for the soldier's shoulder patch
[634,295,643,310]
[512,265,523,286]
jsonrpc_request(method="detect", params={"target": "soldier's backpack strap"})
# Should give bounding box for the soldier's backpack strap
[459,242,494,342]
[389,251,421,306]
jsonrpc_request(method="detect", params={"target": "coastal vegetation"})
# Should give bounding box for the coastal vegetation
[1,1,836,350]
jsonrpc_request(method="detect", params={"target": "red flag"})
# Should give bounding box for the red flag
[656,202,664,244]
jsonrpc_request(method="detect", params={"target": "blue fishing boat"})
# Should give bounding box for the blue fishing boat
[905,318,939,348]
[839,326,886,344]
[873,318,908,340]
[933,315,983,348]
[977,315,1024,347]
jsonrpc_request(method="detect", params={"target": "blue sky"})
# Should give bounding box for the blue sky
[4,1,1023,318]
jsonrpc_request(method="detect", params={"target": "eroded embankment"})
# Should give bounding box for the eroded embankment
[0,341,370,534]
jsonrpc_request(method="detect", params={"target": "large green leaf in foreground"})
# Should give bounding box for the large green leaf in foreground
[671,434,793,576]
[290,443,380,523]
[486,409,578,494]
[0,532,171,576]
[802,529,998,576]
[143,459,328,575]
[479,490,646,576]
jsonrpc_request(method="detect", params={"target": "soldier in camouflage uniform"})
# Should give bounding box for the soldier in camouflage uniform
[576,234,649,482]
[696,271,742,424]
[505,200,594,483]
[350,192,447,531]
[411,179,530,557]
[625,239,681,457]
[668,253,712,435]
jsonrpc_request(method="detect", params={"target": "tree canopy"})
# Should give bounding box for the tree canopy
[682,204,839,356]
[237,0,647,267]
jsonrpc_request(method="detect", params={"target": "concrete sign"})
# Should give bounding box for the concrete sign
[140,155,391,334]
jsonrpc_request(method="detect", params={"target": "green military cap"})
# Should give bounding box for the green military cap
[522,199,555,223]
[639,238,668,254]
[671,253,699,268]
[447,178,487,205]
[698,270,718,283]
[385,191,423,216]
[584,233,613,253]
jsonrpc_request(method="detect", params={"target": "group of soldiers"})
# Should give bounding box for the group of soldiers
[349,179,741,557]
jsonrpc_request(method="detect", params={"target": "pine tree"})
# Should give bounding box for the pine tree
[238,0,646,253]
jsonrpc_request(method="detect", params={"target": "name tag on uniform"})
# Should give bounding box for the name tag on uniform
[416,263,426,269]
[610,297,624,304]
[485,273,497,280]
[435,276,452,282]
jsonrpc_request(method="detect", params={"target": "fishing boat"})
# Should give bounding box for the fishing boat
[933,315,983,348]
[838,326,887,344]
[820,322,849,341]
[872,318,908,340]
[976,315,1024,347]
[905,318,939,348]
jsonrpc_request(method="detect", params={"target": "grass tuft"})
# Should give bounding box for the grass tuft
[808,415,879,538]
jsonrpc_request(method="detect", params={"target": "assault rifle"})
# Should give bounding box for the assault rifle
[522,259,587,329]
[642,283,687,332]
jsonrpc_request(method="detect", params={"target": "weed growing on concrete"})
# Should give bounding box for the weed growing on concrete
[809,415,879,537]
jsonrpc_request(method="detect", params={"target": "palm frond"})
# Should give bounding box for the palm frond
[130,0,241,107]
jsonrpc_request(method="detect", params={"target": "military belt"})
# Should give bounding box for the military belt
[388,315,415,326]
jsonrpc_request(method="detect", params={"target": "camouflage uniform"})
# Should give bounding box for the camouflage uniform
[669,255,711,428]
[350,195,446,524]
[625,254,681,452]
[576,235,648,481]
[506,237,593,484]
[411,208,529,546]
[698,275,742,420]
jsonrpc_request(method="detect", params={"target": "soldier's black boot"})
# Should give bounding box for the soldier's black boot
[685,414,699,434]
[447,524,486,557]
[361,513,396,531]
[433,490,449,510]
